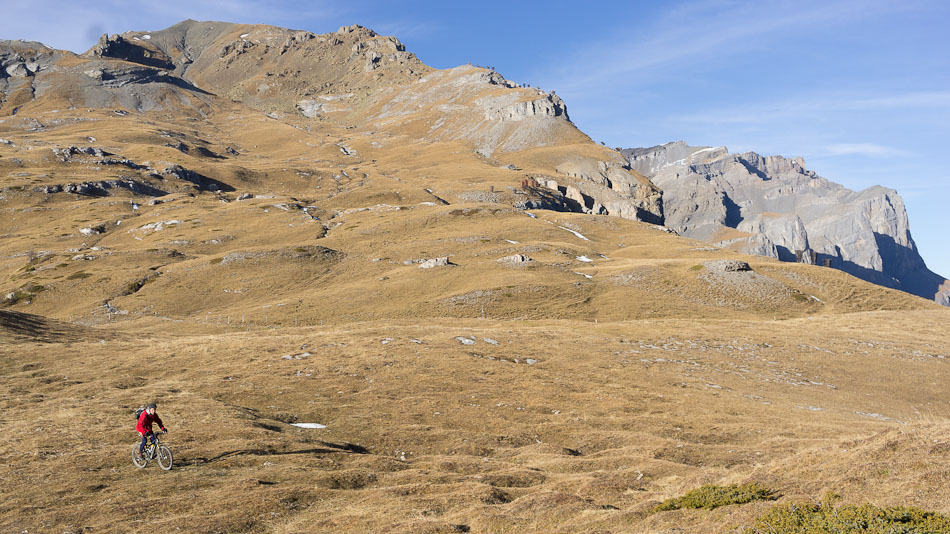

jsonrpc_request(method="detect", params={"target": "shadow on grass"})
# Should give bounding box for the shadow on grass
[0,309,102,343]
[183,441,369,465]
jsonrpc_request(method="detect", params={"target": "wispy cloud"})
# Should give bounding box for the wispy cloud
[0,0,340,52]
[823,143,912,158]
[366,19,436,41]
[535,0,907,94]
[664,90,950,126]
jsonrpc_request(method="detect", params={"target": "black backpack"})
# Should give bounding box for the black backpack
[134,406,146,419]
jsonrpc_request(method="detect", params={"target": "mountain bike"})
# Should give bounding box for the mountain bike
[132,433,173,470]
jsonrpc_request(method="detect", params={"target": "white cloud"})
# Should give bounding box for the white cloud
[823,143,912,158]
[534,0,906,94]
[0,0,340,52]
[664,91,950,126]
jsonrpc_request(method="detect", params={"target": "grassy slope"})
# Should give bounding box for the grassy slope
[1,100,949,533]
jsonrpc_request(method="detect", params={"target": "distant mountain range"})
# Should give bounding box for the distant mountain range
[1,19,945,305]
[621,141,950,305]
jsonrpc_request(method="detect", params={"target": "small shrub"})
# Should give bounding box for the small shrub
[2,289,31,305]
[690,265,704,271]
[792,292,810,303]
[123,280,144,295]
[66,271,92,280]
[750,497,950,533]
[654,483,776,512]
[209,257,223,265]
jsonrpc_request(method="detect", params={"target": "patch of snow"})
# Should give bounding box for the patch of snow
[525,212,537,218]
[504,239,519,244]
[291,423,326,429]
[456,336,475,345]
[574,272,593,279]
[142,34,151,40]
[483,338,499,345]
[576,256,593,262]
[240,33,249,38]
[381,338,393,345]
[659,158,688,171]
[558,226,589,240]
[690,146,722,156]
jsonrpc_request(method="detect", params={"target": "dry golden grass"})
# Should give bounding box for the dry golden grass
[2,94,949,534]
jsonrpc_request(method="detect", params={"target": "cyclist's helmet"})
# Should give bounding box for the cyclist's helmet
[147,403,157,409]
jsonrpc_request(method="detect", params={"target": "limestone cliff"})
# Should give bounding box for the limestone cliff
[622,141,950,305]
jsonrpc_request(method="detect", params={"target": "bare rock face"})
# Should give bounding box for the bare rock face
[87,34,174,70]
[622,141,949,305]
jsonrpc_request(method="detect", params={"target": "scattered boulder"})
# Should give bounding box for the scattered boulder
[419,257,452,269]
[497,254,532,265]
[704,260,752,273]
[79,225,105,236]
[52,146,106,161]
[297,99,323,118]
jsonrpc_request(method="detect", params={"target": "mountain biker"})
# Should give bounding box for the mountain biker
[136,403,167,460]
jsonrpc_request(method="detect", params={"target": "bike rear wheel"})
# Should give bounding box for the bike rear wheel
[157,445,173,470]
[132,443,148,468]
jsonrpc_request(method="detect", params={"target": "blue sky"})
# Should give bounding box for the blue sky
[3,0,948,277]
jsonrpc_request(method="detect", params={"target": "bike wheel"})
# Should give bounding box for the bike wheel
[157,445,173,470]
[132,443,148,468]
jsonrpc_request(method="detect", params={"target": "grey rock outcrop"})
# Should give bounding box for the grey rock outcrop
[86,33,175,70]
[622,141,949,305]
[497,254,532,265]
[419,257,452,269]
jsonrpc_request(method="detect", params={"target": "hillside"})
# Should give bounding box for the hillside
[2,20,950,534]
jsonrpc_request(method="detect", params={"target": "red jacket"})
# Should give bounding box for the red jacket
[137,410,165,434]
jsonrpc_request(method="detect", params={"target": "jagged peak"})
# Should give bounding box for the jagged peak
[336,24,377,37]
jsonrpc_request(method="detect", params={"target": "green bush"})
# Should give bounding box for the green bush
[2,289,31,305]
[655,483,776,512]
[750,496,950,534]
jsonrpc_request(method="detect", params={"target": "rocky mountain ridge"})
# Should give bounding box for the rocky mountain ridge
[622,141,950,305]
[1,20,662,224]
[2,19,944,307]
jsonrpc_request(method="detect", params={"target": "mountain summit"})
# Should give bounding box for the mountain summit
[622,141,950,305]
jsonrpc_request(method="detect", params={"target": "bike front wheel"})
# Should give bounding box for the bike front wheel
[157,445,173,470]
[132,444,148,468]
